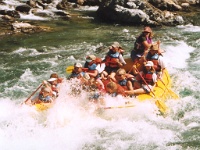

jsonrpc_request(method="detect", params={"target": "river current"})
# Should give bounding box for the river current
[0,1,200,150]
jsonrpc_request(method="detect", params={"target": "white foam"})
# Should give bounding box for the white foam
[163,41,195,69]
[177,24,200,32]
[20,12,50,21]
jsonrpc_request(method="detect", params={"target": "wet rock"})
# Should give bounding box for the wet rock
[181,3,190,11]
[97,0,185,26]
[42,0,53,4]
[83,0,100,6]
[53,10,71,19]
[149,0,182,11]
[1,15,15,21]
[16,5,32,14]
[26,0,37,8]
[11,22,51,33]
[32,9,52,17]
[56,0,69,10]
[36,0,48,9]
[0,10,20,18]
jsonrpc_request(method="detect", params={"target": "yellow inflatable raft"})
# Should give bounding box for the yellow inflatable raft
[34,102,53,111]
[120,58,179,113]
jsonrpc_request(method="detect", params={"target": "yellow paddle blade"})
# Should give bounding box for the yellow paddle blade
[167,88,179,99]
[66,66,74,74]
[155,100,168,114]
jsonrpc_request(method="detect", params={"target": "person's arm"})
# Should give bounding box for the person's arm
[119,54,126,65]
[142,40,152,51]
[124,90,135,96]
[152,73,158,85]
[142,38,152,57]
[127,80,134,90]
[158,56,166,78]
[87,70,98,78]
[131,65,140,76]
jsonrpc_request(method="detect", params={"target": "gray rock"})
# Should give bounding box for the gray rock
[97,0,185,26]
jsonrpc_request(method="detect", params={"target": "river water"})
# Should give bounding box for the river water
[0,1,200,150]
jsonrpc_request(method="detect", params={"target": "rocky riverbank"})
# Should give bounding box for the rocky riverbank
[0,0,200,37]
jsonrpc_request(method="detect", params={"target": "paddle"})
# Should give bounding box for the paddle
[134,67,167,113]
[66,65,89,74]
[100,104,135,109]
[159,79,179,99]
[23,84,43,104]
[66,66,74,74]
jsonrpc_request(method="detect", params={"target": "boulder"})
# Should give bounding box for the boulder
[97,0,184,26]
[0,10,20,18]
[16,5,32,14]
[11,22,50,33]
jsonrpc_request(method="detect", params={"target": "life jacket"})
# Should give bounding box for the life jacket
[38,94,52,103]
[118,79,128,90]
[134,34,152,54]
[126,76,137,85]
[70,71,84,79]
[105,51,120,68]
[84,61,100,78]
[146,53,161,72]
[95,57,102,64]
[85,57,102,68]
[141,71,154,85]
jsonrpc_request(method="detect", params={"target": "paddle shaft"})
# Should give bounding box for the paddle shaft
[159,78,179,99]
[127,60,141,74]
[101,104,135,109]
[24,84,43,103]
[135,67,156,97]
[128,63,137,74]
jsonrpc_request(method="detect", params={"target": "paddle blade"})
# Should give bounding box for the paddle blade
[168,88,179,99]
[66,66,74,73]
[155,100,168,114]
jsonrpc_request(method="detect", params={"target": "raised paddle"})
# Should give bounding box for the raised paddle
[23,84,43,104]
[134,67,167,113]
[66,66,89,74]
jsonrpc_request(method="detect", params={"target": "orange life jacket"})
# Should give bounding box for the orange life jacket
[146,53,161,72]
[104,54,119,68]
[141,71,154,85]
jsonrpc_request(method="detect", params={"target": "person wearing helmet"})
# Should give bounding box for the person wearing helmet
[33,86,53,104]
[102,42,126,81]
[146,43,166,78]
[125,61,157,95]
